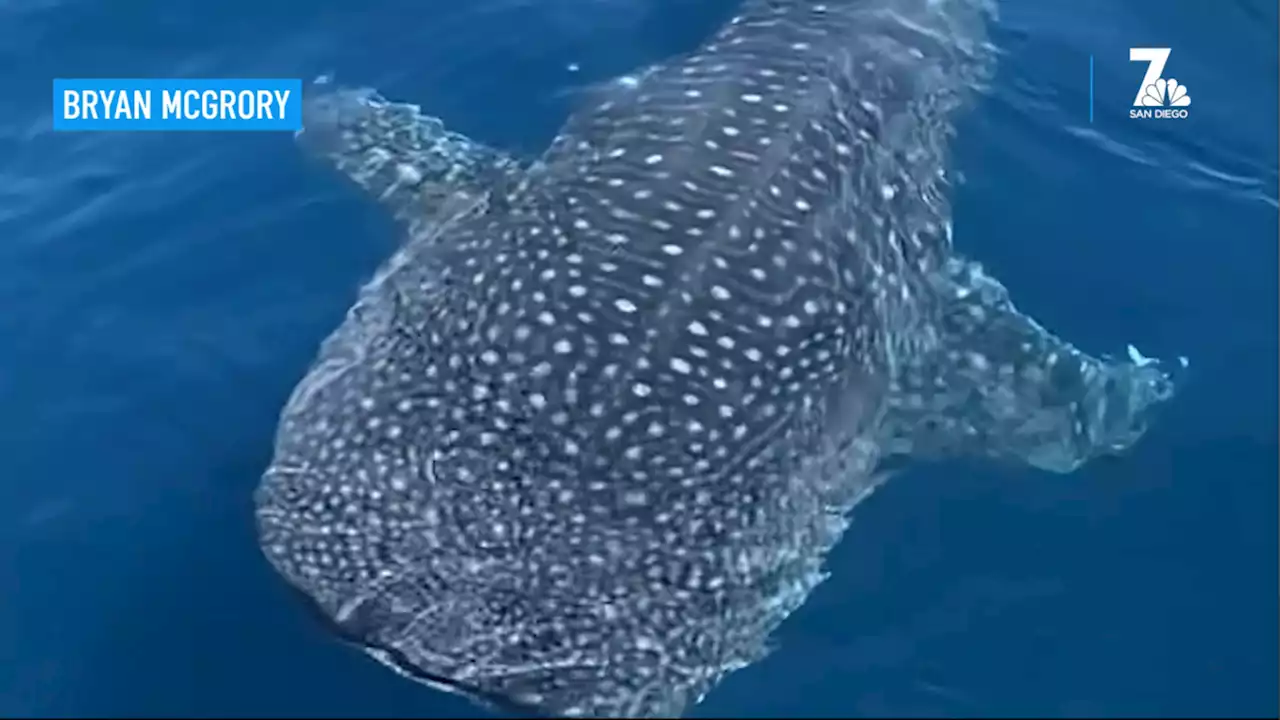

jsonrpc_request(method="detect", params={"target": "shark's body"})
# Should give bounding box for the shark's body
[256,0,1182,716]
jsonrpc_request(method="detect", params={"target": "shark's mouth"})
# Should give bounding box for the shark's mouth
[284,583,550,719]
[358,643,551,719]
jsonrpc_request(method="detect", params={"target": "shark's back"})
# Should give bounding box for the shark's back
[515,0,998,372]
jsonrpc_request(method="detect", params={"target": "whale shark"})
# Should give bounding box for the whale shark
[256,0,1185,716]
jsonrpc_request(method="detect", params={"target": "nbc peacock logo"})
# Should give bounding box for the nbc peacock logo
[1129,48,1191,119]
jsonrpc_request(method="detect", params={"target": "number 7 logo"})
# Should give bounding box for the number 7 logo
[1130,47,1191,108]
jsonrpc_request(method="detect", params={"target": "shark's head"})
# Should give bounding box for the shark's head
[253,234,543,705]
[253,227,732,717]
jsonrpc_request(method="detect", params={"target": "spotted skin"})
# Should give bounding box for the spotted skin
[297,80,527,243]
[258,0,1182,716]
[882,256,1182,472]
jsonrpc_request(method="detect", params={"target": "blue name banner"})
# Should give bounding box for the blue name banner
[53,78,303,131]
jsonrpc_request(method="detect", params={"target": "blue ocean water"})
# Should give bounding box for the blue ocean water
[1,0,1276,716]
